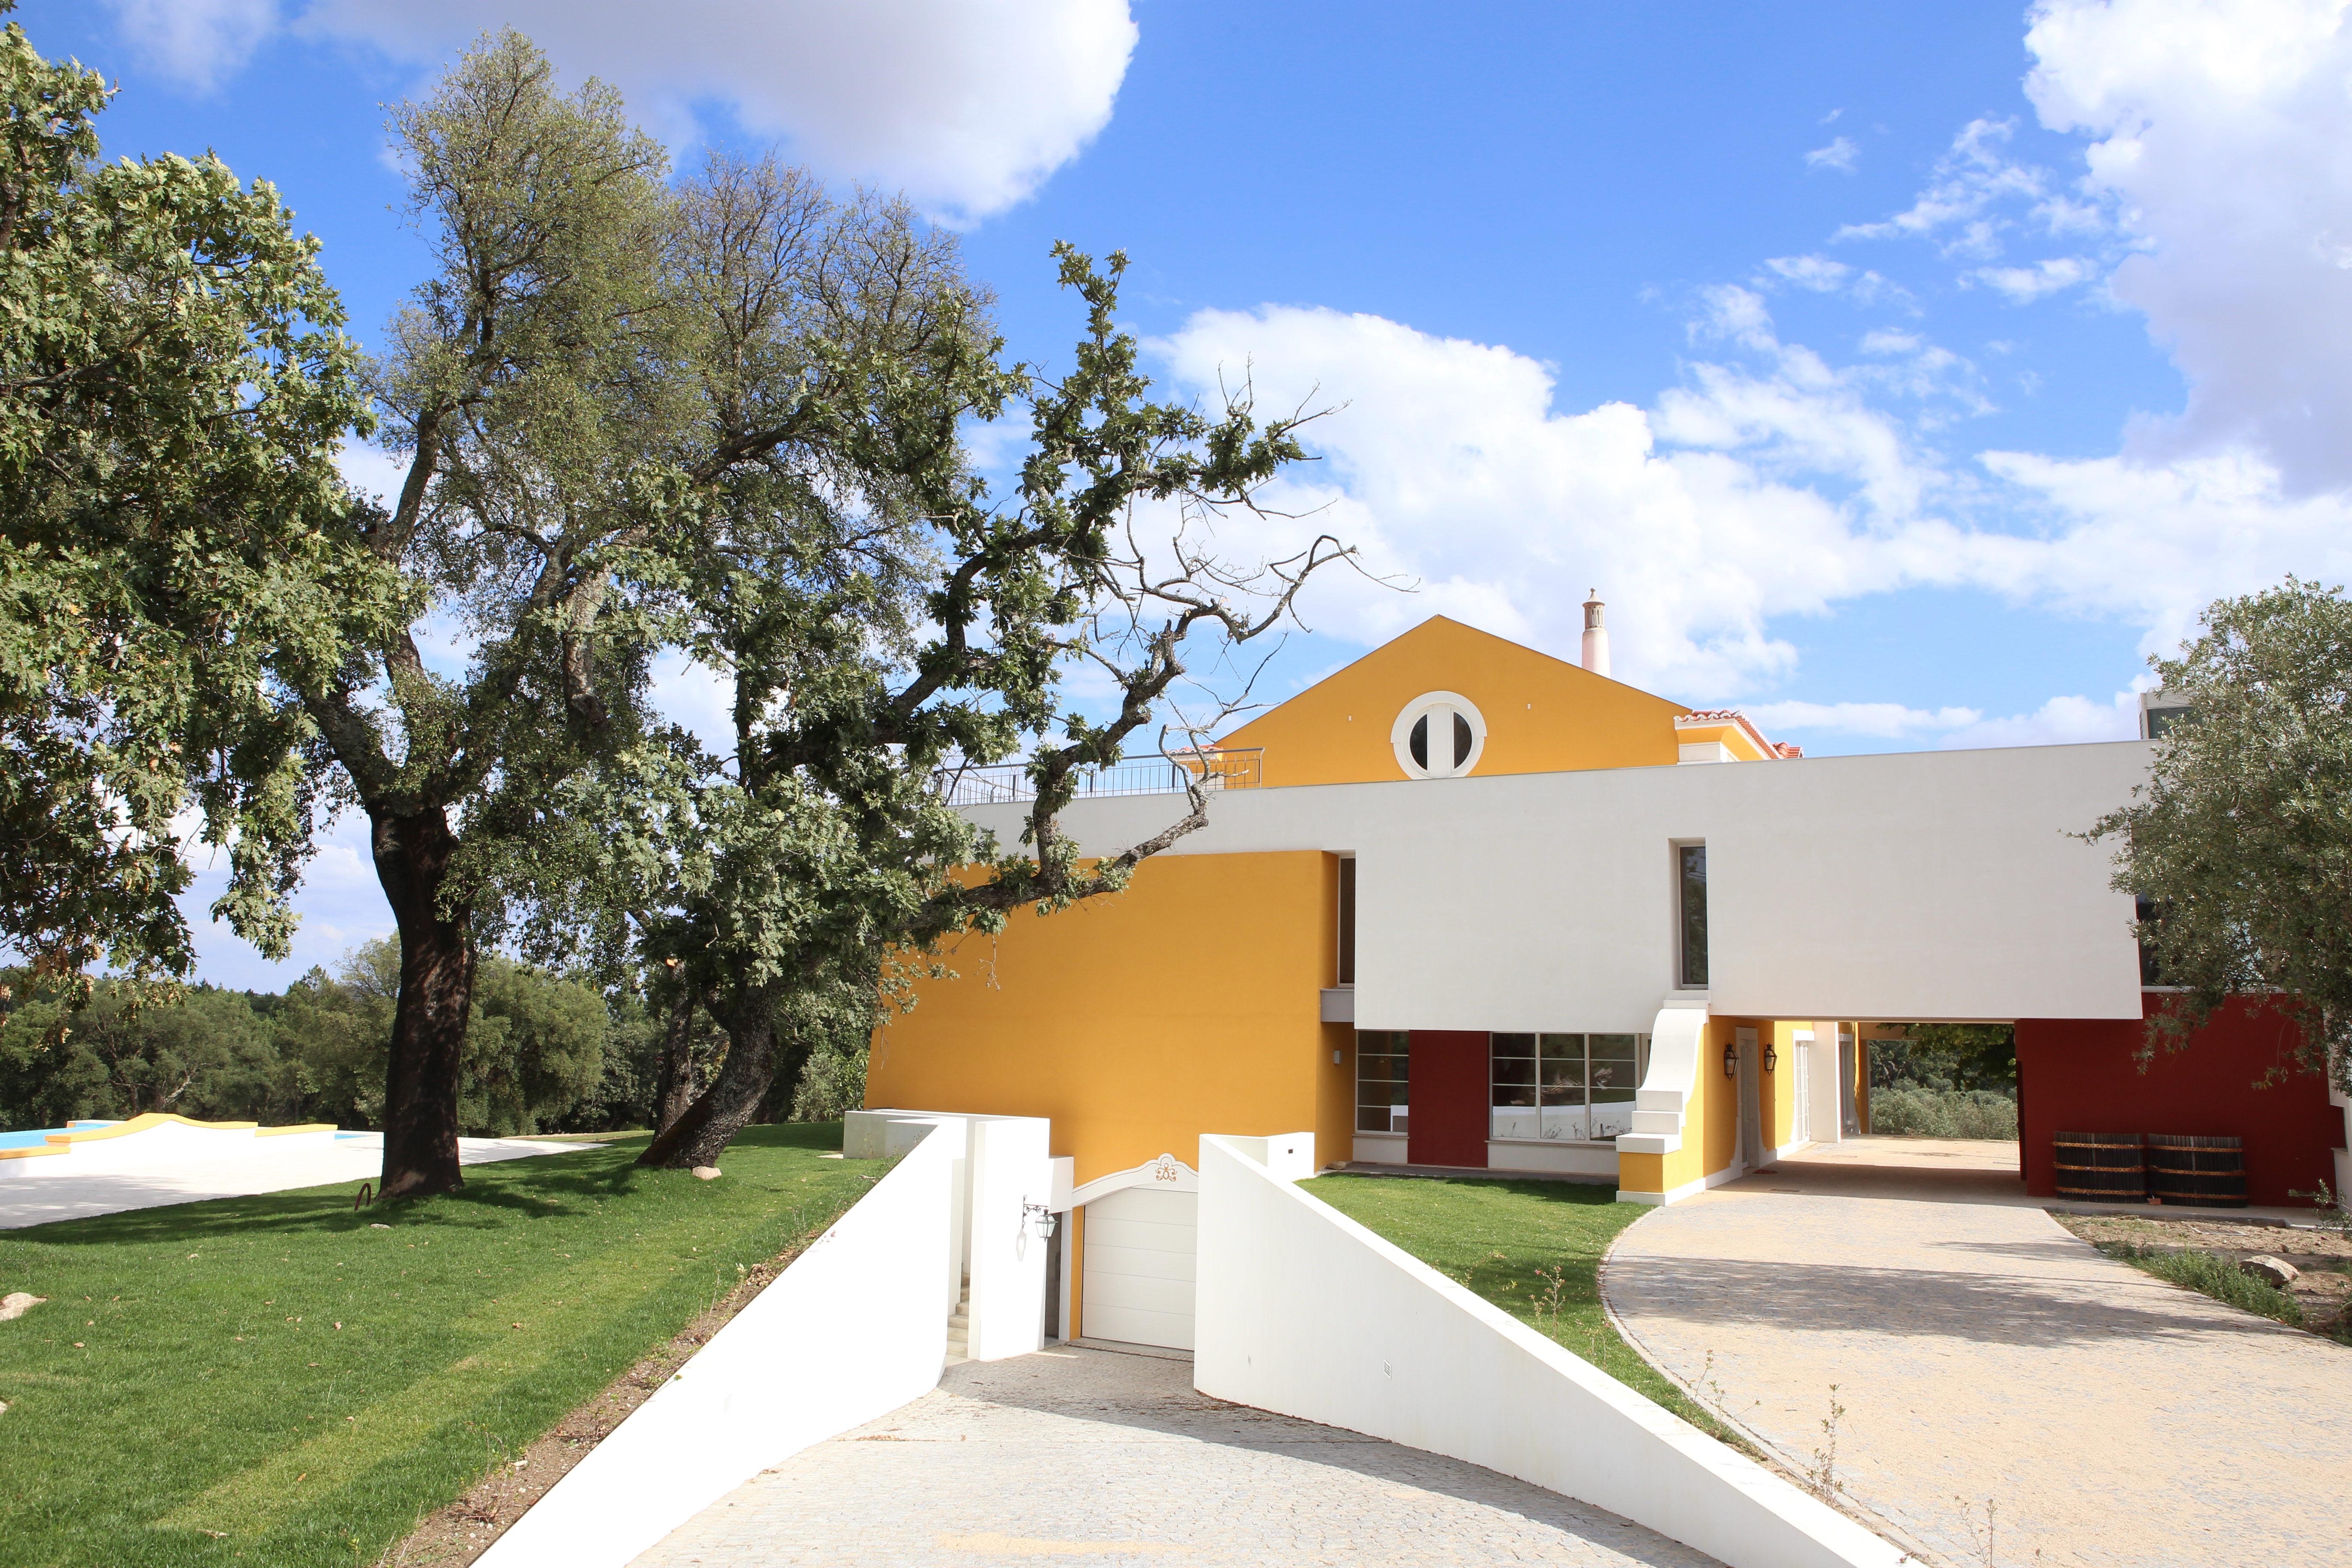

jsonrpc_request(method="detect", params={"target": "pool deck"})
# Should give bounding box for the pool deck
[0,1133,593,1229]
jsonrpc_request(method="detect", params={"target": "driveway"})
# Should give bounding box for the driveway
[633,1346,1717,1567]
[1602,1149,2352,1567]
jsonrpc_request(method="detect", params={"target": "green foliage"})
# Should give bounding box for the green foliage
[0,1125,873,1568]
[0,6,391,991]
[0,979,295,1127]
[2,945,631,1136]
[2089,578,2352,1092]
[1868,1023,2016,1093]
[2100,1242,2305,1326]
[1867,1084,2019,1139]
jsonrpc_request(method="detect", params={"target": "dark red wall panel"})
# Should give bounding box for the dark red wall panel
[2016,996,2343,1207]
[1407,1029,1489,1169]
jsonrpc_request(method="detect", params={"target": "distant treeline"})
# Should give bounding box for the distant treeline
[0,942,862,1136]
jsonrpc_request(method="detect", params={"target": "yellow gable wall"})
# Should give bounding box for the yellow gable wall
[865,850,1349,1189]
[1218,616,1689,786]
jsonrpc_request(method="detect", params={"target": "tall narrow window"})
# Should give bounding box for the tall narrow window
[2135,893,2165,986]
[1337,857,1357,985]
[1678,843,1709,988]
[1356,1030,1409,1134]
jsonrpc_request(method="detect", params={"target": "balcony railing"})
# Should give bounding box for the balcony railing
[930,748,1262,808]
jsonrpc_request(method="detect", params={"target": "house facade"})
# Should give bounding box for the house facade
[867,614,2348,1351]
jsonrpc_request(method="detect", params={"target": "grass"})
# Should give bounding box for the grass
[0,1123,878,1568]
[1299,1173,1737,1442]
[2096,1241,2305,1327]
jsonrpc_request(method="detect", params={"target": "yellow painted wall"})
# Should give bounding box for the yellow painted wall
[1218,616,1690,786]
[1674,721,1773,762]
[867,850,1341,1188]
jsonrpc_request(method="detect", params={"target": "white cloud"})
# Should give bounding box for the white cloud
[1972,255,2094,301]
[100,0,278,93]
[1934,689,2143,749]
[2026,0,2352,488]
[1746,699,1984,738]
[1149,303,1983,697]
[1764,254,1853,291]
[108,0,1136,220]
[1806,135,1861,173]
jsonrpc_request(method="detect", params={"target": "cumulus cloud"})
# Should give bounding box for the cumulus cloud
[1148,300,1988,696]
[2025,0,2352,488]
[104,0,1136,219]
[1745,699,1984,738]
[1805,135,1861,173]
[101,0,279,92]
[1764,254,1853,291]
[1972,255,2095,301]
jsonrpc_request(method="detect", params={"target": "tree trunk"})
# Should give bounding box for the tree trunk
[652,985,699,1136]
[637,985,804,1169]
[371,805,475,1199]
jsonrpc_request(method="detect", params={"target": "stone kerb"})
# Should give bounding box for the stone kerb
[1193,1132,1905,1568]
[474,1118,959,1568]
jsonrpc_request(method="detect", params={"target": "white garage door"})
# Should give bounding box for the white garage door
[1080,1186,1197,1350]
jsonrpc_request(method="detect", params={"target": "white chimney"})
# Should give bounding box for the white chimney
[1580,589,1611,678]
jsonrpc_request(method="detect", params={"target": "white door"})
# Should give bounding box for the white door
[1080,1186,1197,1350]
[1793,1039,1812,1144]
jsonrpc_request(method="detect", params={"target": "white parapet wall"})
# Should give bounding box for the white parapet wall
[475,1118,959,1568]
[1194,1133,1905,1568]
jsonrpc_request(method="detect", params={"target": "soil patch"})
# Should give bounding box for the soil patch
[375,1243,806,1566]
[2053,1211,2352,1338]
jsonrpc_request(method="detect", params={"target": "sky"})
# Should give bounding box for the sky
[26,0,2352,986]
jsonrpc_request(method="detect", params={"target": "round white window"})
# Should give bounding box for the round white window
[1391,691,1486,779]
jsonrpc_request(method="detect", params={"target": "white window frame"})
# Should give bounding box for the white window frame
[1390,690,1487,779]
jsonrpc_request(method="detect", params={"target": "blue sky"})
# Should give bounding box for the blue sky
[29,0,2352,985]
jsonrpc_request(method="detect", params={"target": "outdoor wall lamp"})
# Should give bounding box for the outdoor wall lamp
[1023,1201,1057,1240]
[1722,1041,1738,1078]
[1762,1042,1779,1073]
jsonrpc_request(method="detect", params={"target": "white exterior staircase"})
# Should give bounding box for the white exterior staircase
[945,1276,971,1366]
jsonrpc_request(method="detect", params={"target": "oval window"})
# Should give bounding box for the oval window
[1390,692,1487,779]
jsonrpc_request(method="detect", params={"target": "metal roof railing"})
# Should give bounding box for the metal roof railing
[930,748,1262,808]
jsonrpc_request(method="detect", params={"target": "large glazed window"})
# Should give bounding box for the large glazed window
[1356,1030,1409,1133]
[1677,843,1708,988]
[1390,692,1485,779]
[1491,1033,1647,1141]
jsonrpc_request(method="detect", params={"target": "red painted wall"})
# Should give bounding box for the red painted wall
[1407,1030,1489,1169]
[2016,996,2343,1207]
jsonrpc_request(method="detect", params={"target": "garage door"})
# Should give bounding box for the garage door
[1080,1186,1197,1350]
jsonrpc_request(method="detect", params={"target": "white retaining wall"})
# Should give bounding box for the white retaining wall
[475,1119,959,1568]
[1195,1134,1905,1568]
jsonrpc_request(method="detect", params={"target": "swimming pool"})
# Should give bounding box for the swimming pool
[0,1121,119,1149]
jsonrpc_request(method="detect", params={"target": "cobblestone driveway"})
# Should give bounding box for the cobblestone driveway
[1603,1171,2352,1568]
[633,1347,1717,1567]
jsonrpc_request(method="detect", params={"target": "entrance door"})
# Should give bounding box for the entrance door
[1080,1186,1196,1350]
[1736,1027,1763,1173]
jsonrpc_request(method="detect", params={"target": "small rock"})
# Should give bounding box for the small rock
[692,1166,721,1181]
[0,1292,45,1323]
[370,1222,391,1230]
[2241,1254,2300,1288]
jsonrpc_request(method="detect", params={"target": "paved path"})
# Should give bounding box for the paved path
[634,1346,1717,1568]
[1603,1153,2352,1568]
[0,1133,593,1229]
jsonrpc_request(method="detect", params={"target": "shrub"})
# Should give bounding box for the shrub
[2104,1243,2304,1326]
[1868,1081,2019,1139]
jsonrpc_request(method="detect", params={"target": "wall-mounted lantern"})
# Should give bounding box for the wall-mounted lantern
[1722,1041,1738,1078]
[1762,1041,1779,1073]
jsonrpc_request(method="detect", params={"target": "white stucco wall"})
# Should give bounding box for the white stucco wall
[1194,1135,1904,1568]
[475,1120,959,1568]
[964,741,2148,1028]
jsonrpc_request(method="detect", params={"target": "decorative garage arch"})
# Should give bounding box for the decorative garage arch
[1069,1151,1197,1205]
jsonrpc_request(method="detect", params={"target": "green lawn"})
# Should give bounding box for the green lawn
[1300,1173,1732,1440]
[0,1124,877,1568]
